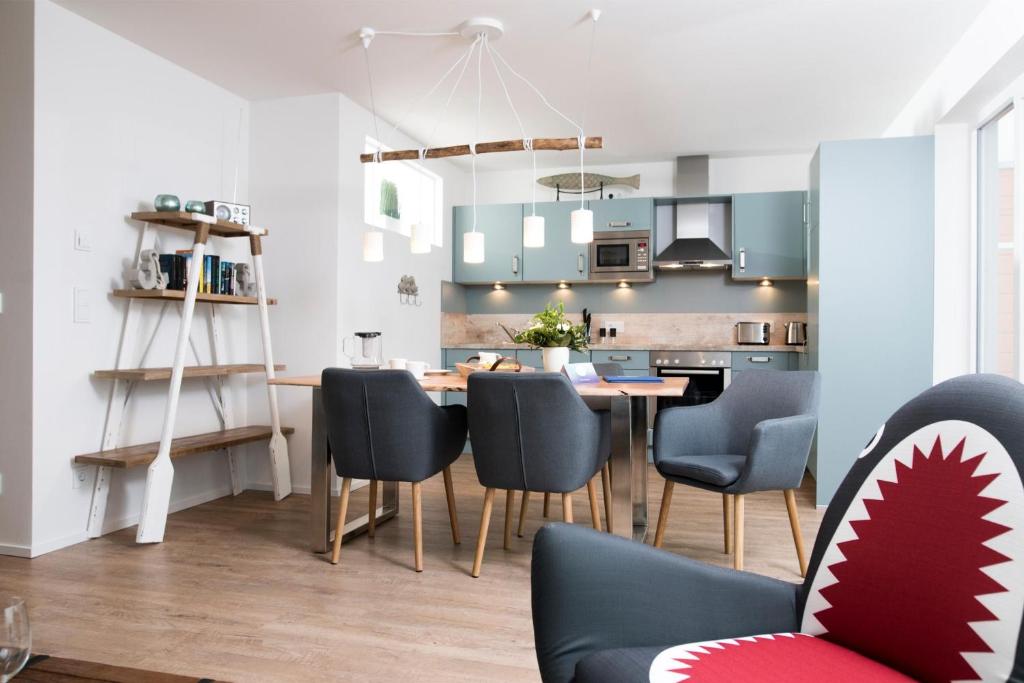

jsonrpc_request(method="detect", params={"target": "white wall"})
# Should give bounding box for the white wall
[473,153,812,205]
[27,0,253,555]
[0,0,36,555]
[884,0,1024,382]
[245,93,468,493]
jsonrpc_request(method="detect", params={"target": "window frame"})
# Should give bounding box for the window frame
[363,136,444,248]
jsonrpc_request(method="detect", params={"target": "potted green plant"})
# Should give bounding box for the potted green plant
[501,302,588,372]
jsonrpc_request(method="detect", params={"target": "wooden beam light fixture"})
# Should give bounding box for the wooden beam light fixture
[360,136,603,164]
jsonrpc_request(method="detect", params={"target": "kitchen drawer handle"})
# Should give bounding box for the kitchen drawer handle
[608,355,631,361]
[512,255,519,275]
[608,220,631,228]
[578,253,585,273]
[739,248,746,272]
[747,356,772,363]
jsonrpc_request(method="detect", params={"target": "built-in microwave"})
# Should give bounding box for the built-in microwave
[588,229,654,282]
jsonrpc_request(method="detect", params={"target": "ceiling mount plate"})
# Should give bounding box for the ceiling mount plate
[459,17,504,41]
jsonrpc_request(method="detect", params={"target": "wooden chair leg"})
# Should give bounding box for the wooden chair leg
[601,463,613,533]
[517,491,530,537]
[412,481,423,572]
[504,490,515,550]
[733,494,745,571]
[330,478,352,565]
[367,479,378,538]
[723,493,733,554]
[442,466,460,545]
[471,488,495,578]
[587,478,602,532]
[561,492,574,523]
[653,480,674,548]
[543,492,550,518]
[784,489,808,577]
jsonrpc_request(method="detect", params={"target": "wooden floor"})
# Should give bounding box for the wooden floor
[0,457,822,682]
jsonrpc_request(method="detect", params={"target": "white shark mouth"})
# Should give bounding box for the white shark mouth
[801,420,1024,682]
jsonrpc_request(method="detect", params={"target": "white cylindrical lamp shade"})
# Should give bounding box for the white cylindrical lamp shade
[463,231,485,264]
[363,230,384,262]
[523,214,545,248]
[410,222,431,254]
[570,208,594,244]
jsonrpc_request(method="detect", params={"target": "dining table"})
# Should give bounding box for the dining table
[269,372,688,553]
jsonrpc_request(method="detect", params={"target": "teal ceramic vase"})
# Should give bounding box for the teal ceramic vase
[154,194,180,212]
[184,200,206,213]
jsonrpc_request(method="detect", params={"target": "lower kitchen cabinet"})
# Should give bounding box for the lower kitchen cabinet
[590,349,649,371]
[731,351,797,372]
[516,349,590,368]
[731,191,806,280]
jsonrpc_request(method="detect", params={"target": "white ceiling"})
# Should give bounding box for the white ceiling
[57,0,988,169]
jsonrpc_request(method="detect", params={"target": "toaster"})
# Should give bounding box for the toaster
[736,322,770,345]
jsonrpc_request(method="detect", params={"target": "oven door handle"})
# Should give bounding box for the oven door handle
[656,369,723,375]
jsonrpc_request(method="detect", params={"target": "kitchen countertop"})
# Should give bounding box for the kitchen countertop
[443,342,807,353]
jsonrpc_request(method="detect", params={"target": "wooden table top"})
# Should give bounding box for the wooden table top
[20,654,222,682]
[270,373,688,397]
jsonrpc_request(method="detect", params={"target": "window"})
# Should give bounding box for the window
[363,137,444,247]
[977,105,1019,380]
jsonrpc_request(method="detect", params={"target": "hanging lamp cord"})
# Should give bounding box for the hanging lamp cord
[362,37,383,154]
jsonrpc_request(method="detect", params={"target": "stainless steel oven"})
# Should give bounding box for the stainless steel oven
[589,229,654,282]
[648,351,732,427]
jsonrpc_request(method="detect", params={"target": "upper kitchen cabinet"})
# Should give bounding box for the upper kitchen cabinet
[521,201,588,282]
[453,203,523,284]
[589,198,655,233]
[731,191,806,280]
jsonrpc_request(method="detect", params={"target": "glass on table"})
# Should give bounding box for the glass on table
[0,596,29,683]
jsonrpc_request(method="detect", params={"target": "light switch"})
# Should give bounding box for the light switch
[74,229,93,252]
[74,287,91,323]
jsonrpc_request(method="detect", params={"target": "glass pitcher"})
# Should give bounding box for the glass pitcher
[343,331,382,368]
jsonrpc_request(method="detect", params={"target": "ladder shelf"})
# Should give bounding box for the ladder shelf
[93,363,285,382]
[75,426,296,469]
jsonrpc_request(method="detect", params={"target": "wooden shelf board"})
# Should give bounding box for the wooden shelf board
[112,289,277,306]
[73,425,295,469]
[93,363,286,382]
[130,211,267,238]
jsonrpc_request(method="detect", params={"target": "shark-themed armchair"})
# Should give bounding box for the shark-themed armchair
[531,374,1024,682]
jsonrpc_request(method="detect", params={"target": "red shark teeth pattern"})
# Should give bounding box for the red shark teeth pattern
[802,421,1024,683]
[648,633,914,682]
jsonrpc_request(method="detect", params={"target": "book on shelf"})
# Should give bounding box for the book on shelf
[156,251,239,296]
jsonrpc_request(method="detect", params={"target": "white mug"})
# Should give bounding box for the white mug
[387,358,407,370]
[478,352,499,367]
[406,360,430,379]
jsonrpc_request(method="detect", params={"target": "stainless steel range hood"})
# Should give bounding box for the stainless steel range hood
[654,156,732,270]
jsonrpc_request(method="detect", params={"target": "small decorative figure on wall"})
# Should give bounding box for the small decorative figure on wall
[397,275,421,306]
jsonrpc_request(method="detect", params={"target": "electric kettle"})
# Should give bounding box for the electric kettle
[343,331,382,368]
[785,322,807,346]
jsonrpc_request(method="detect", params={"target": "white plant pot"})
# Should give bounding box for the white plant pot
[542,346,571,372]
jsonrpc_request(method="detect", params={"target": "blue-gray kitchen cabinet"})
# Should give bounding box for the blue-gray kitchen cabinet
[453,203,523,284]
[589,198,655,233]
[731,191,806,280]
[521,201,589,282]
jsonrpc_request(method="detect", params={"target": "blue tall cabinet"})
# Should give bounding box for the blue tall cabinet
[807,136,934,505]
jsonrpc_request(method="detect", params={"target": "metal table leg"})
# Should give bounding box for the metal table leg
[310,386,400,553]
[608,395,651,542]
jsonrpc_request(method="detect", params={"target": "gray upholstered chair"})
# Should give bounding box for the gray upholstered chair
[529,362,622,530]
[652,370,820,574]
[320,368,467,572]
[532,374,1024,682]
[467,372,609,577]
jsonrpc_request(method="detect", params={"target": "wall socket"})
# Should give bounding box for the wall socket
[72,465,89,490]
[606,320,625,335]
